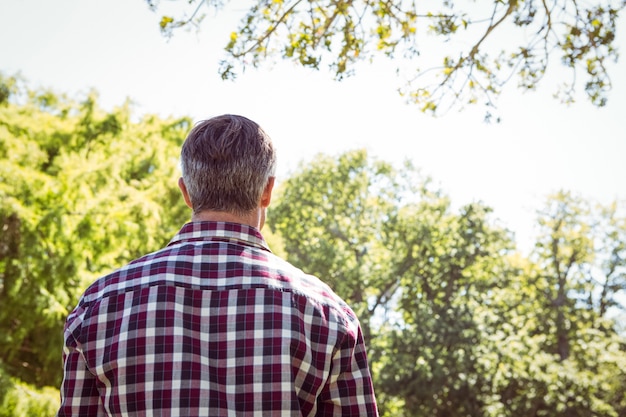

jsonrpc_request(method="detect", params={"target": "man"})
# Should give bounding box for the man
[57,114,379,416]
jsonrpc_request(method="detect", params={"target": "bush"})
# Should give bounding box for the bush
[0,365,59,417]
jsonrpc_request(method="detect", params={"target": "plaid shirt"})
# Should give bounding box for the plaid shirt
[57,221,378,416]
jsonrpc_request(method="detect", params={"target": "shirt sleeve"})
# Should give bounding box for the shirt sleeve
[56,308,105,417]
[316,325,379,416]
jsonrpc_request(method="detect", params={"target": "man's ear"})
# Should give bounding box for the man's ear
[178,177,193,209]
[260,177,275,208]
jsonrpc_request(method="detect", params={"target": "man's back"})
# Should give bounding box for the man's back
[58,221,377,416]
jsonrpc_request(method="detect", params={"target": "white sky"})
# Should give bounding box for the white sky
[2,0,625,253]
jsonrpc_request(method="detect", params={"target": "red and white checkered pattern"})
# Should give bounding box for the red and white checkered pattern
[58,221,378,416]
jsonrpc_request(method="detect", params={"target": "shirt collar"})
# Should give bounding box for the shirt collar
[167,221,272,253]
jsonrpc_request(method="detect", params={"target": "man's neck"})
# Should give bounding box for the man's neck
[191,209,263,230]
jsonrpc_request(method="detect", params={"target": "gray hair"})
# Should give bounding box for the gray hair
[180,114,277,215]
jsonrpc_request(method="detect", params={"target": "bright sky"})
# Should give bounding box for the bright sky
[2,0,625,253]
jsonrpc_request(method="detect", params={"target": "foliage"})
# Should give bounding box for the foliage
[146,0,625,116]
[0,73,191,388]
[0,365,58,417]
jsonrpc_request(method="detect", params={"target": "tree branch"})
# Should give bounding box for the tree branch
[231,0,306,58]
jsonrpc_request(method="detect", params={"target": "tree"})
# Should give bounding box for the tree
[531,191,626,349]
[0,74,191,388]
[488,191,626,417]
[146,0,625,116]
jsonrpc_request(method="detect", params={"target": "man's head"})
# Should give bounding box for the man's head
[179,114,277,216]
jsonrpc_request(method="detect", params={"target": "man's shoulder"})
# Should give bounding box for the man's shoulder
[264,254,359,324]
[79,245,175,305]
